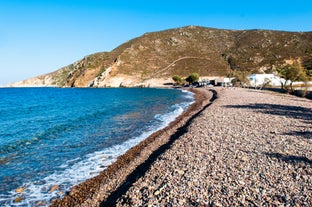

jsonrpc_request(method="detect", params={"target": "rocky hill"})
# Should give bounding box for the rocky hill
[9,26,312,87]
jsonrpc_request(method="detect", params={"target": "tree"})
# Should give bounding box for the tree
[228,70,250,87]
[277,61,307,93]
[172,75,183,85]
[302,56,312,78]
[185,73,199,85]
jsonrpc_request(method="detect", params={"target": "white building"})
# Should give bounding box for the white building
[248,74,282,87]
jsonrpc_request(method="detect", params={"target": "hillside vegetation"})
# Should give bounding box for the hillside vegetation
[9,26,312,87]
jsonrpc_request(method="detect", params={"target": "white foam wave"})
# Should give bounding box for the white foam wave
[0,92,194,207]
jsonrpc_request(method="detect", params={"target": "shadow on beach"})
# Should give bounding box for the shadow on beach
[224,103,312,140]
[282,130,311,139]
[263,152,312,166]
[224,103,312,122]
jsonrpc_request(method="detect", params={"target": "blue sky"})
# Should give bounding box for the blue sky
[0,0,311,85]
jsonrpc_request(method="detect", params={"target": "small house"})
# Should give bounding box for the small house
[248,74,281,87]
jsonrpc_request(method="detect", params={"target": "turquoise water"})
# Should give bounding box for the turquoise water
[0,87,194,206]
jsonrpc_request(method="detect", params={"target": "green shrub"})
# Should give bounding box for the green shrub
[185,73,199,84]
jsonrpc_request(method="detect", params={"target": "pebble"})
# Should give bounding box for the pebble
[49,185,59,193]
[15,187,24,193]
[13,197,24,203]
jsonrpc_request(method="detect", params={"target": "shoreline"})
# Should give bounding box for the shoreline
[51,87,216,206]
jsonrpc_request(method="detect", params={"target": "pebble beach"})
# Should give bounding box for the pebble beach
[52,87,311,207]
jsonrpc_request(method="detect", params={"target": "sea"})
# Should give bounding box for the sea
[0,87,194,206]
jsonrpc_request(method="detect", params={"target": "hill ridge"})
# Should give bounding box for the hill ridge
[8,26,312,87]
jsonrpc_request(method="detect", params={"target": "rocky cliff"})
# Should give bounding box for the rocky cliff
[9,26,312,87]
